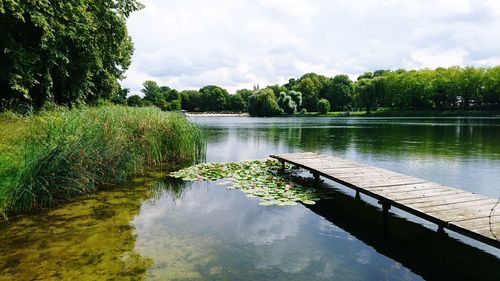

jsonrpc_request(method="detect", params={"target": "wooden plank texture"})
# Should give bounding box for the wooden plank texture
[270,152,500,249]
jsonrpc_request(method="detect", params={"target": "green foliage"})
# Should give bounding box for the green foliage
[325,75,353,110]
[180,90,202,111]
[199,85,229,111]
[127,95,143,107]
[111,88,129,105]
[140,66,500,114]
[227,94,246,112]
[141,80,162,105]
[287,73,329,111]
[0,0,143,110]
[235,89,253,110]
[266,84,287,98]
[277,92,297,114]
[317,99,330,114]
[0,106,204,216]
[248,89,283,117]
[170,160,335,206]
[289,90,303,107]
[169,99,181,111]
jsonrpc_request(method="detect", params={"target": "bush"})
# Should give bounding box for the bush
[317,99,330,114]
[0,106,204,216]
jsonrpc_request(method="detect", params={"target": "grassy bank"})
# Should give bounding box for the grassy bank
[0,106,204,217]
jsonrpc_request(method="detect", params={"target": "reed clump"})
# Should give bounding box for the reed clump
[0,106,204,216]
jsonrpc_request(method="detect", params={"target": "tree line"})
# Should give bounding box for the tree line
[127,66,499,116]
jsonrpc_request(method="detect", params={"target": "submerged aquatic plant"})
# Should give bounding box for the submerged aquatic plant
[170,160,334,206]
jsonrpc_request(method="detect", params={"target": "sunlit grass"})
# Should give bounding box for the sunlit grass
[0,106,205,217]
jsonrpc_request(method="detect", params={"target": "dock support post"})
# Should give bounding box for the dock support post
[378,201,391,232]
[378,200,391,216]
[355,190,361,201]
[313,173,320,182]
[437,224,446,234]
[382,203,391,216]
[280,161,285,172]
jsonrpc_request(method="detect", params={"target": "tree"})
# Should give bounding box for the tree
[112,88,129,105]
[227,95,246,112]
[235,89,253,110]
[0,0,143,110]
[277,92,297,114]
[142,80,162,105]
[292,73,329,111]
[289,90,302,108]
[325,75,353,110]
[199,85,229,111]
[266,84,287,98]
[317,99,330,114]
[483,66,500,107]
[248,89,283,117]
[180,90,202,111]
[127,95,143,107]
[170,99,181,111]
[354,79,377,113]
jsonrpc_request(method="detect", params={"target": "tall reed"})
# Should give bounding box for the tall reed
[0,106,204,216]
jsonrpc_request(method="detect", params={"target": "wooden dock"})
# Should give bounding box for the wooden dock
[270,152,500,249]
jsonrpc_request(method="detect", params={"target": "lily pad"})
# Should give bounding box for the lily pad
[170,159,334,206]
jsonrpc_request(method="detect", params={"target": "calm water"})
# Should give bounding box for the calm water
[1,117,500,280]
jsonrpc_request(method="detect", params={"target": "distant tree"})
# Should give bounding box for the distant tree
[248,89,283,117]
[292,73,329,111]
[483,66,500,107]
[277,92,297,114]
[266,84,287,98]
[325,75,353,110]
[158,99,169,111]
[170,99,181,111]
[180,90,202,111]
[142,80,162,105]
[163,87,181,102]
[199,85,229,111]
[235,89,253,109]
[289,90,303,108]
[357,72,373,80]
[354,79,377,112]
[317,99,330,114]
[127,95,143,107]
[112,88,129,105]
[227,95,246,112]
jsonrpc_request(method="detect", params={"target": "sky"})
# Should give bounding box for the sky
[121,0,500,94]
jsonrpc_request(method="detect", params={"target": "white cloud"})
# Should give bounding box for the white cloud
[409,47,469,69]
[121,0,500,93]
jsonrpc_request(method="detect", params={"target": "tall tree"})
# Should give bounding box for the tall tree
[141,80,162,105]
[0,0,143,110]
[199,85,229,111]
[325,75,353,110]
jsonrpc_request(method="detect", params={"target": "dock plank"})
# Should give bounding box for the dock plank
[270,152,500,249]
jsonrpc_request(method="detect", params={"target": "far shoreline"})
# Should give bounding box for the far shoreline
[186,110,500,118]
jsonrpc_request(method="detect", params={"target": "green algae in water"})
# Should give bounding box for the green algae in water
[170,160,334,206]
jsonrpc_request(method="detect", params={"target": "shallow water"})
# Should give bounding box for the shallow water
[1,117,500,280]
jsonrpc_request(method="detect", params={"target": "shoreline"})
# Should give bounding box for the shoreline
[187,112,250,117]
[186,111,500,118]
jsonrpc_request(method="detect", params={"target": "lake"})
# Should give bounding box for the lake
[1,117,500,280]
